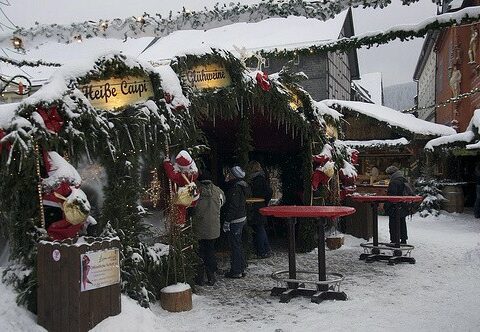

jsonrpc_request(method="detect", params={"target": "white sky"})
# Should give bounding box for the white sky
[2,0,439,87]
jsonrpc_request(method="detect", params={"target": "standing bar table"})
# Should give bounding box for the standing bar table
[260,206,355,304]
[349,195,423,265]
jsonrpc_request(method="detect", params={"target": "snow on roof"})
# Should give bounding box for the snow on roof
[312,100,343,121]
[323,99,456,137]
[141,12,348,60]
[342,137,409,148]
[351,81,374,103]
[425,109,480,150]
[353,72,383,105]
[0,37,154,81]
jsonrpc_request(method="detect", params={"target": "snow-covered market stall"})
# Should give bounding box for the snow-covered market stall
[324,100,456,194]
[0,44,359,324]
[2,0,480,330]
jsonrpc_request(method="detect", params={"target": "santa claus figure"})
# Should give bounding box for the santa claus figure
[163,150,199,225]
[42,151,93,240]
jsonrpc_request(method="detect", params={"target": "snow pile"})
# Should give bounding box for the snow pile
[0,103,20,129]
[42,151,82,189]
[425,109,480,150]
[2,212,480,330]
[324,99,456,137]
[161,283,191,293]
[342,137,409,148]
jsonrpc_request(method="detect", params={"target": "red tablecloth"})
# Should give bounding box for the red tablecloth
[260,206,356,218]
[349,195,423,204]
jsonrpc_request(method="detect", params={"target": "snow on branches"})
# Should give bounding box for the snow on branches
[4,0,437,50]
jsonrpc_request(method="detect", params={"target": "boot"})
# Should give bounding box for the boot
[205,270,216,286]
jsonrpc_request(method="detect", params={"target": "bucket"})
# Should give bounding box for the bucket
[441,184,465,213]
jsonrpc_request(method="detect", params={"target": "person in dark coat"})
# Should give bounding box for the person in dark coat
[384,165,411,244]
[247,161,273,258]
[474,163,480,218]
[222,166,250,278]
[192,169,225,286]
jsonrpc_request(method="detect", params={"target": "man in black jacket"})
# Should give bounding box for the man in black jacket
[223,166,250,278]
[384,165,410,244]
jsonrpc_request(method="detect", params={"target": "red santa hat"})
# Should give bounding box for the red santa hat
[175,150,194,171]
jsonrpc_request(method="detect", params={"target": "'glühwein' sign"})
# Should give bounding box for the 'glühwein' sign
[184,63,231,90]
[79,75,154,110]
[80,248,120,292]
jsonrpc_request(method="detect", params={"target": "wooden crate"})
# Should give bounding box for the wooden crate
[37,237,121,332]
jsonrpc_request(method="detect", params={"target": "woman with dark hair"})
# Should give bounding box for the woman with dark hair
[247,161,273,258]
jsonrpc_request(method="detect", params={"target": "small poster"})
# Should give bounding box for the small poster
[80,248,120,292]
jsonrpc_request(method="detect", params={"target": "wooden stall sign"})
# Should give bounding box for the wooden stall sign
[78,75,154,111]
[183,63,231,90]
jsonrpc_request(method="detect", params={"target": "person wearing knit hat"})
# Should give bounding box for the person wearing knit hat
[223,165,250,278]
[230,166,246,179]
[385,165,399,175]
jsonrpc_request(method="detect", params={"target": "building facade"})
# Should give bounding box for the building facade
[262,9,359,101]
[415,0,480,132]
[414,31,438,121]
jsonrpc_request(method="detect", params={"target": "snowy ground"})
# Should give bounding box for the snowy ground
[1,211,480,332]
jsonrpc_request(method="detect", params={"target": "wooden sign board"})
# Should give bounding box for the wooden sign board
[81,248,120,292]
[183,63,231,90]
[79,75,154,110]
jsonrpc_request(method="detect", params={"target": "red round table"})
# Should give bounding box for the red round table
[260,206,355,303]
[349,195,423,265]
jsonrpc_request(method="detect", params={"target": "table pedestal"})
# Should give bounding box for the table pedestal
[270,218,347,303]
[359,204,415,265]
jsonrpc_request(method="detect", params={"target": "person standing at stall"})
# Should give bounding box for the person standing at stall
[192,169,225,286]
[384,165,413,244]
[223,166,250,278]
[247,161,273,258]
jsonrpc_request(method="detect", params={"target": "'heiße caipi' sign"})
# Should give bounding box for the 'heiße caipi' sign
[79,75,154,111]
[183,63,232,90]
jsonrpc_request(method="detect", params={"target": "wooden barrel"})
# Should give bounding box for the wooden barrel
[442,184,465,213]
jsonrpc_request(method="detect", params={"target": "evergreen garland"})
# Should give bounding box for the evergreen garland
[9,0,462,52]
[1,152,44,313]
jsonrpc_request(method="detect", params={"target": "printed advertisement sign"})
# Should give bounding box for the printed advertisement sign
[80,248,120,292]
[79,75,154,111]
[183,63,232,90]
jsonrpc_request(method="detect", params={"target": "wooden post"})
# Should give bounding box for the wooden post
[160,284,192,312]
[37,237,121,332]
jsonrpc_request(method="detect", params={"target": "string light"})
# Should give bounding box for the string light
[34,143,46,229]
[403,86,480,114]
[11,36,23,50]
[136,16,145,25]
[145,168,162,208]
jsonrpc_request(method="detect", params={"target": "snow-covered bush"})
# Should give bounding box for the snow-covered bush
[415,177,445,217]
